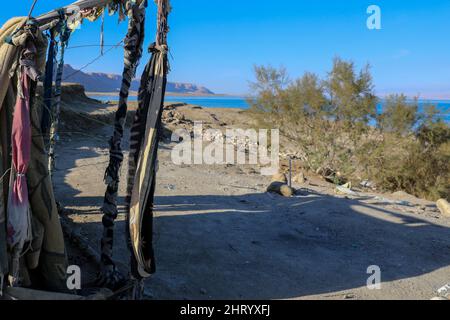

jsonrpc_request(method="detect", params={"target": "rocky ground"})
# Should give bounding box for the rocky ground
[52,89,450,300]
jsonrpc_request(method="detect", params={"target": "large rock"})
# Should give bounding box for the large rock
[436,199,450,218]
[267,182,294,197]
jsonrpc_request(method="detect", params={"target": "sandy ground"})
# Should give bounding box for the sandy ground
[53,102,450,300]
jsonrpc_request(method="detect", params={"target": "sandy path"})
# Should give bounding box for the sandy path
[52,107,450,300]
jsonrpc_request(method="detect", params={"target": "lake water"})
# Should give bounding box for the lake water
[89,95,250,109]
[88,94,450,122]
[375,100,450,122]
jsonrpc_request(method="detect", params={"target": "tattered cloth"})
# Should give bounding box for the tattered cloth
[0,17,67,291]
[99,1,146,289]
[126,43,169,278]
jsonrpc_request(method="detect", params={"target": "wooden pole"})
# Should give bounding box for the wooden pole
[27,0,39,18]
[288,157,292,187]
[35,0,112,27]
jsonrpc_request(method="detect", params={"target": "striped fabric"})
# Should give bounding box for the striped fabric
[99,1,146,288]
[126,0,170,279]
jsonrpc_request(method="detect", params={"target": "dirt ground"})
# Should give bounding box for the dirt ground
[53,98,450,300]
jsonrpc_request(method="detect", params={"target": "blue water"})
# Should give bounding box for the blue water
[377,100,450,122]
[89,94,250,109]
[89,94,449,122]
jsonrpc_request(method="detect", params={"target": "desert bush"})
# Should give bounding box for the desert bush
[377,94,418,135]
[248,58,450,201]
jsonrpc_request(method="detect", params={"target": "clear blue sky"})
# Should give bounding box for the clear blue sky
[2,0,450,97]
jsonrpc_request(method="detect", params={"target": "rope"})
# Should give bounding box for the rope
[66,44,124,50]
[0,168,12,184]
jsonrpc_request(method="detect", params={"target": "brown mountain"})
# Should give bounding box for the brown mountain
[62,64,214,95]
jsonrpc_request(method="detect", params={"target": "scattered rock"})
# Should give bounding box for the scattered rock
[360,180,375,189]
[372,196,413,207]
[166,102,187,109]
[162,109,192,127]
[245,167,258,175]
[174,112,185,121]
[316,167,333,177]
[317,167,346,184]
[431,296,448,300]
[436,199,450,218]
[279,185,295,197]
[391,191,422,206]
[437,283,450,298]
[293,172,306,184]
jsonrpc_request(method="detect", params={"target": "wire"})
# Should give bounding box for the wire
[66,44,124,50]
[27,0,39,18]
[62,40,124,81]
[0,168,12,184]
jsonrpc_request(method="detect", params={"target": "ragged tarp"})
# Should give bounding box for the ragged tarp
[0,17,67,292]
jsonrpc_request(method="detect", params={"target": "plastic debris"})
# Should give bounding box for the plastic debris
[372,196,413,207]
[360,180,375,189]
[335,185,357,196]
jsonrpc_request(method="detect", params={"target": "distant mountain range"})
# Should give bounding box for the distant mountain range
[62,64,214,95]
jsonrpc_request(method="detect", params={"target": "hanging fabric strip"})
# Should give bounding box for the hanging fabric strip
[7,67,33,286]
[48,20,71,176]
[98,0,147,289]
[100,9,105,55]
[41,28,56,135]
[126,0,170,281]
[0,16,29,294]
[7,19,45,286]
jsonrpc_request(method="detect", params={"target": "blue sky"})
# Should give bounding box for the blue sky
[2,0,450,97]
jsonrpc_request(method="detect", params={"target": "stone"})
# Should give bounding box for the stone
[293,172,306,184]
[267,182,294,197]
[436,199,450,218]
[279,184,295,197]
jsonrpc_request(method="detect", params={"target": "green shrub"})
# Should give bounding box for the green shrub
[249,58,450,201]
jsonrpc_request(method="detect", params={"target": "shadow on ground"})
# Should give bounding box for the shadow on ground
[59,190,450,299]
[51,111,450,299]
